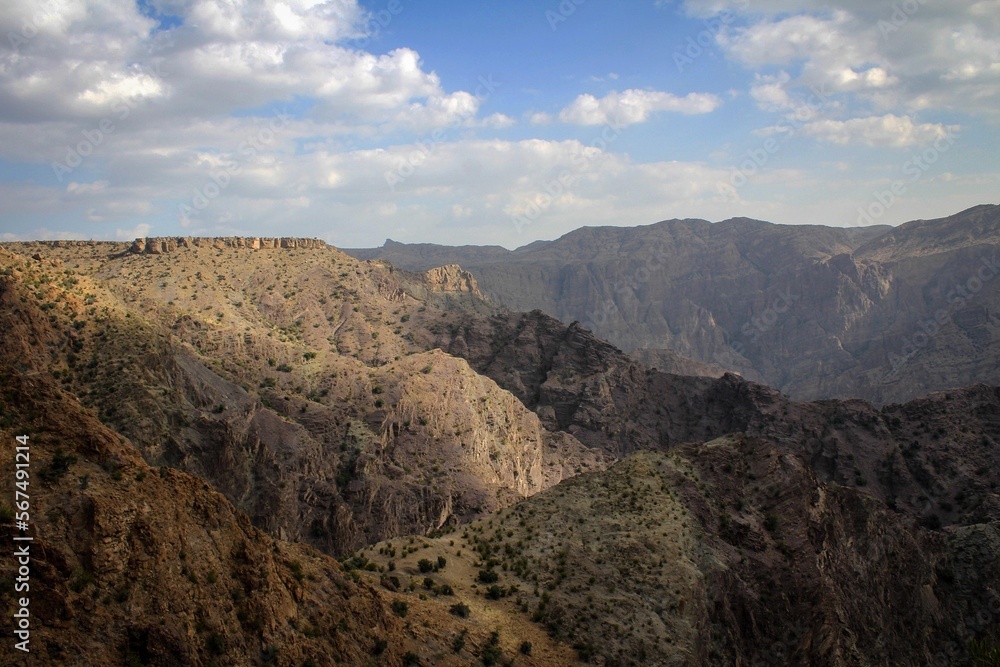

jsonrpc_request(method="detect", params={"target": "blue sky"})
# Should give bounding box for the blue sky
[0,0,997,247]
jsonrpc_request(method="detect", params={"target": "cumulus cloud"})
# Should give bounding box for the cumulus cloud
[799,114,958,147]
[700,0,1000,116]
[0,0,993,245]
[558,89,721,126]
[0,0,491,132]
[115,222,153,240]
[528,112,554,125]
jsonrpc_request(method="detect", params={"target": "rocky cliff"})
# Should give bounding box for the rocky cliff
[0,370,418,667]
[129,236,328,254]
[347,204,1000,406]
[424,308,1000,529]
[0,243,604,559]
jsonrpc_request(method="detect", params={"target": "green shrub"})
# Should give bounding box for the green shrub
[391,599,408,617]
[481,631,502,666]
[970,638,1000,666]
[449,603,470,618]
[477,569,499,584]
[69,567,94,593]
[40,448,77,483]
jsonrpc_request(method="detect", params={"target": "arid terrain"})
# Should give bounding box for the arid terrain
[1,226,998,666]
[349,204,1000,406]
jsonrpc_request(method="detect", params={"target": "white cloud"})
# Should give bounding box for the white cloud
[700,0,1000,116]
[478,113,516,129]
[799,114,958,147]
[0,0,489,133]
[558,89,721,126]
[115,222,152,240]
[528,112,554,125]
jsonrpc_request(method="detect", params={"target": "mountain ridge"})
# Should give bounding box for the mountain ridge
[346,204,1000,406]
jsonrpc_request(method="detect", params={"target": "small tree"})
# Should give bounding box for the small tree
[391,599,408,617]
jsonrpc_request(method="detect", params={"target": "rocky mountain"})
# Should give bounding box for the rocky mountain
[2,234,999,665]
[423,308,1000,530]
[0,241,605,559]
[353,438,1000,666]
[0,370,417,666]
[347,204,1000,406]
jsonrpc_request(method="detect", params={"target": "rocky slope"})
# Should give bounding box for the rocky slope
[0,369,417,667]
[0,242,605,559]
[347,204,1000,406]
[422,308,1000,530]
[354,437,1000,666]
[3,235,1000,666]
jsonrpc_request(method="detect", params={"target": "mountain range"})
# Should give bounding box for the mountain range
[347,204,1000,406]
[0,210,998,666]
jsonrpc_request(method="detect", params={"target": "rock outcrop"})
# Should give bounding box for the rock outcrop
[0,243,603,558]
[130,236,327,254]
[421,264,485,298]
[427,308,1000,529]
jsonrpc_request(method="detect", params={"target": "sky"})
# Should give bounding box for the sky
[0,0,998,248]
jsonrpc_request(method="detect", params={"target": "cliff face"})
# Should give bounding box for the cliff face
[346,205,1000,406]
[129,236,327,254]
[420,264,484,298]
[424,308,1000,530]
[0,371,416,667]
[0,243,603,558]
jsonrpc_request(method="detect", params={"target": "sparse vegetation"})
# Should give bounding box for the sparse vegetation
[391,599,408,617]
